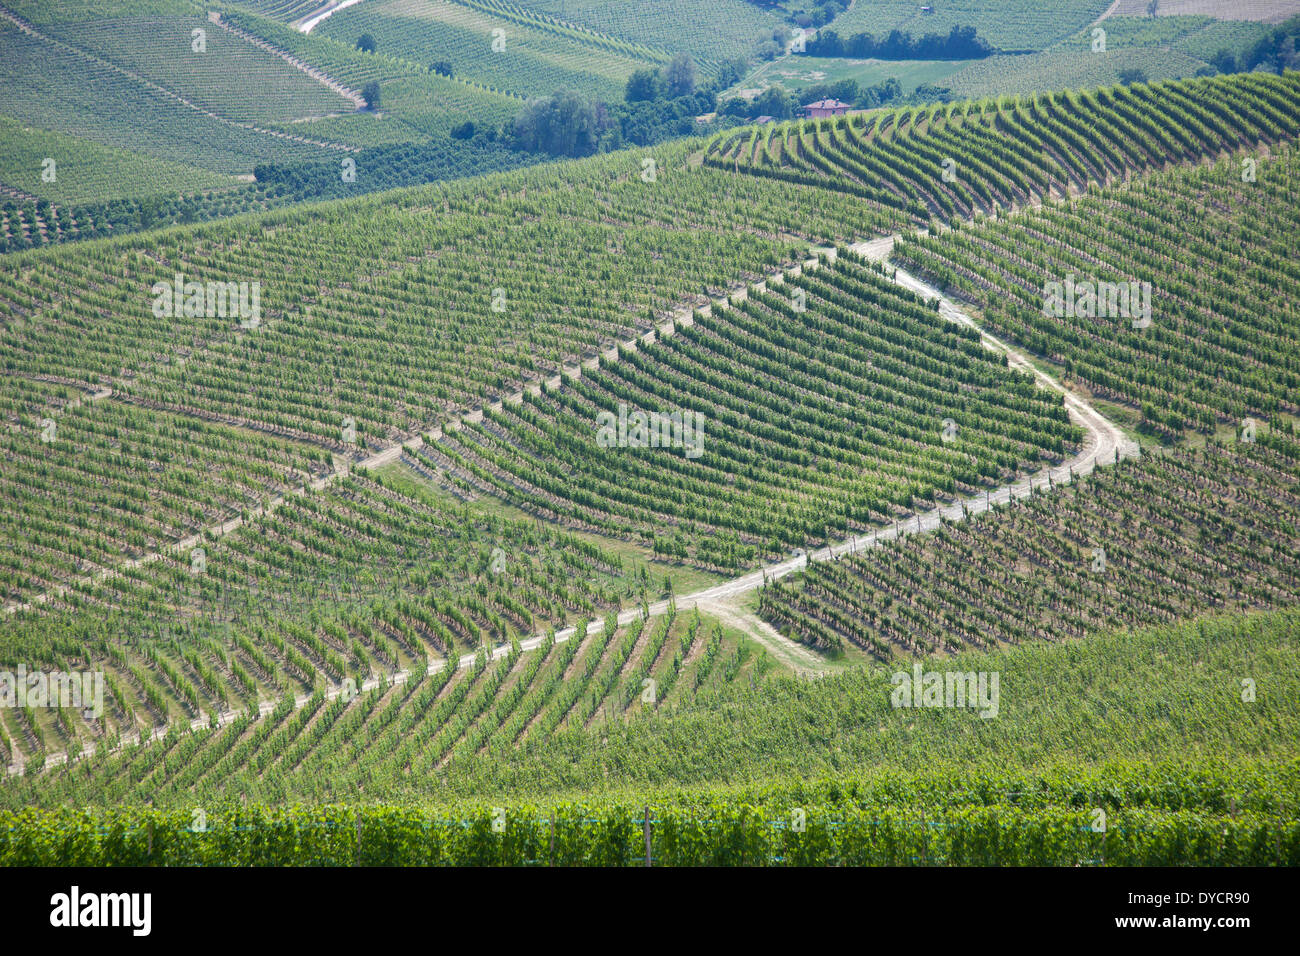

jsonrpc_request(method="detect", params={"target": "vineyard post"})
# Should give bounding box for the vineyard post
[549,812,555,866]
[643,806,652,867]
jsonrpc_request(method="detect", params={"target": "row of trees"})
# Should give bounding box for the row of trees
[807,24,995,60]
[510,55,751,156]
[1208,13,1300,75]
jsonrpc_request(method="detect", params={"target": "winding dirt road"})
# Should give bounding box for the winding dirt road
[5,239,1139,775]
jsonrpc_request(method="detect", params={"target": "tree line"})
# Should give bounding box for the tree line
[805,24,995,60]
[510,54,749,157]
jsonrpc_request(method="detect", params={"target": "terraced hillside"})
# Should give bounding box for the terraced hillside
[510,0,783,63]
[312,0,666,100]
[4,68,1296,714]
[4,57,1300,875]
[0,461,693,771]
[893,143,1300,437]
[435,250,1080,566]
[761,437,1300,657]
[0,149,906,607]
[706,71,1300,223]
[2,604,774,803]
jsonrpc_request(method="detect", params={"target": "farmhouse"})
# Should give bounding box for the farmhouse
[802,98,851,118]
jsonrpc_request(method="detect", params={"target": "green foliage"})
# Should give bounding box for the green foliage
[894,141,1300,436]
[764,439,1300,655]
[511,90,611,156]
[0,20,332,176]
[314,0,660,102]
[3,790,1296,865]
[442,251,1078,564]
[507,0,784,64]
[830,0,1110,52]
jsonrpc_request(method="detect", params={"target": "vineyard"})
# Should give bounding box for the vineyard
[41,15,355,127]
[0,385,323,606]
[0,116,234,206]
[219,6,534,116]
[0,125,536,255]
[0,137,916,770]
[945,47,1210,99]
[2,15,1300,873]
[0,0,543,239]
[892,144,1300,437]
[706,71,1300,226]
[1,602,773,805]
[760,436,1300,656]
[5,606,1298,851]
[238,0,325,22]
[712,71,1300,215]
[940,10,1277,98]
[313,0,664,101]
[434,249,1079,566]
[0,145,895,478]
[0,458,710,771]
[5,780,1297,865]
[0,0,201,23]
[0,16,337,176]
[504,0,783,64]
[1056,14,1270,54]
